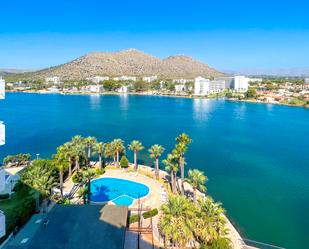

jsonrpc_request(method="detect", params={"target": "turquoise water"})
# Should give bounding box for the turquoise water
[90,177,149,205]
[0,93,308,248]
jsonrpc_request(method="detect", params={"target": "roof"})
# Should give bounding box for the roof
[5,204,128,249]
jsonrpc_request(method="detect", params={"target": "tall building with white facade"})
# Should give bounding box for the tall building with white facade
[305,78,309,84]
[0,77,5,146]
[214,76,249,92]
[194,77,210,95]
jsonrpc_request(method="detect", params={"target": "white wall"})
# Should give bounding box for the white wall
[0,122,5,146]
[0,78,5,99]
[194,77,210,95]
[0,211,5,238]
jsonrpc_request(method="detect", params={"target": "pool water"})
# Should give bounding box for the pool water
[90,177,150,206]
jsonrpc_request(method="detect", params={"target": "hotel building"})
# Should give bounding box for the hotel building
[214,76,249,92]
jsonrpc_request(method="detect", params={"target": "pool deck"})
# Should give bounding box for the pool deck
[62,163,246,249]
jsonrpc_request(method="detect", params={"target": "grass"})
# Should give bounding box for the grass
[0,185,39,243]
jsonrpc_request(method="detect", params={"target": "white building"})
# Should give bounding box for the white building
[0,166,26,196]
[113,76,137,82]
[209,80,226,93]
[249,78,263,83]
[173,78,193,84]
[45,76,61,84]
[0,210,5,238]
[194,77,210,95]
[143,75,158,83]
[305,78,309,84]
[0,121,6,146]
[89,85,103,93]
[215,76,249,92]
[175,84,186,93]
[0,77,5,99]
[118,85,128,93]
[87,76,109,84]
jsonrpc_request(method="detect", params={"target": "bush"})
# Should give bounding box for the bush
[95,168,105,175]
[72,172,83,183]
[201,238,232,249]
[129,214,139,224]
[143,208,158,219]
[0,193,10,199]
[120,155,129,168]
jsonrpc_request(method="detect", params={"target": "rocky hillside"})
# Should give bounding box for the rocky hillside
[13,49,223,80]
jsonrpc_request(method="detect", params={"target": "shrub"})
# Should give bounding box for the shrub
[143,208,158,219]
[95,168,105,175]
[129,214,139,224]
[12,181,25,192]
[72,172,83,183]
[0,194,10,200]
[201,238,232,249]
[120,155,129,168]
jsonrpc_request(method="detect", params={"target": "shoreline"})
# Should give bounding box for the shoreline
[6,89,309,108]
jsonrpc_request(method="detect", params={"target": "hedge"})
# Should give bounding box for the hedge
[142,208,158,219]
[129,214,139,224]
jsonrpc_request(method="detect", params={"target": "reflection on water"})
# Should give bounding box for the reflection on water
[233,103,247,120]
[119,94,129,110]
[89,94,101,110]
[193,98,215,122]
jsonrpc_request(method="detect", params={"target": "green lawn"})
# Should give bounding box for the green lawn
[0,185,39,243]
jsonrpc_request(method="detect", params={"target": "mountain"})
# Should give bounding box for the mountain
[223,68,309,77]
[10,49,222,80]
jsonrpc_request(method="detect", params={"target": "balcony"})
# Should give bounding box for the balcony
[0,121,5,146]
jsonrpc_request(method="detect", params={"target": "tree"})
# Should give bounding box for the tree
[72,144,86,171]
[84,136,97,165]
[163,153,179,194]
[93,142,105,169]
[53,149,69,198]
[104,142,116,163]
[21,159,56,199]
[159,195,196,248]
[128,140,144,171]
[111,139,125,166]
[3,153,31,167]
[175,133,192,194]
[58,142,74,176]
[102,80,121,91]
[149,144,165,180]
[120,155,129,169]
[79,168,97,204]
[245,87,257,99]
[186,169,207,203]
[196,197,228,243]
[132,81,148,92]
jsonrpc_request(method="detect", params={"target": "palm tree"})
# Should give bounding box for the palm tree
[128,140,144,171]
[53,151,69,198]
[196,197,228,243]
[104,142,115,163]
[111,139,125,166]
[21,159,55,200]
[159,195,196,248]
[149,144,165,180]
[72,144,85,171]
[186,169,207,203]
[58,142,74,176]
[175,133,192,194]
[92,142,105,169]
[84,136,97,165]
[163,153,179,194]
[80,168,97,204]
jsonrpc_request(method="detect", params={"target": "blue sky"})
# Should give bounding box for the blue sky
[1,0,309,70]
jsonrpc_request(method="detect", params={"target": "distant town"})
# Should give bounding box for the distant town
[2,75,309,107]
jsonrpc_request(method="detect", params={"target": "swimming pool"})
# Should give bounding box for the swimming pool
[90,177,150,206]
